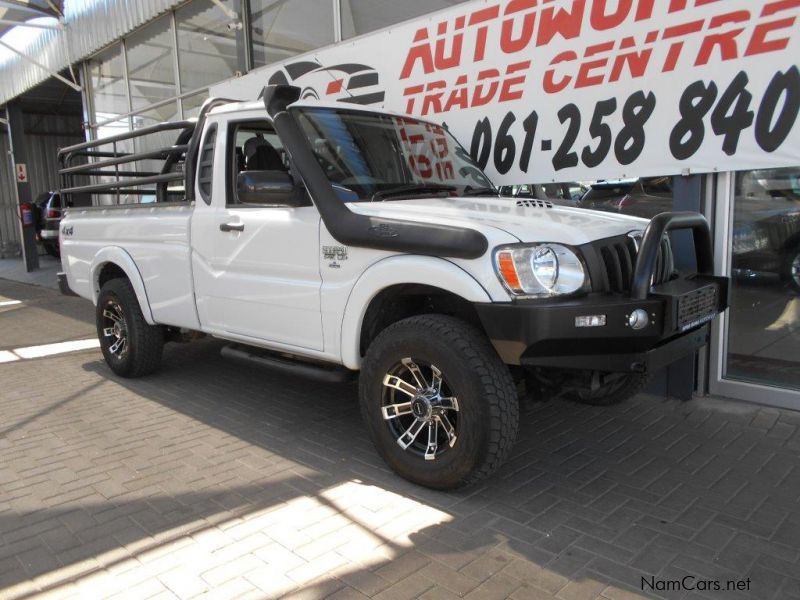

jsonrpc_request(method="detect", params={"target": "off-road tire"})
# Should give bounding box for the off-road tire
[569,372,649,406]
[96,278,164,377]
[359,314,519,489]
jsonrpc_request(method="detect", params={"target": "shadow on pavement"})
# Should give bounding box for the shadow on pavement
[2,286,800,599]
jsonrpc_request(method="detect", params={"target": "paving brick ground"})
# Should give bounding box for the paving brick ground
[1,277,800,600]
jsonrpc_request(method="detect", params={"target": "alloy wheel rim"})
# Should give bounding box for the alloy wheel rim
[102,300,128,358]
[792,253,800,287]
[381,358,459,461]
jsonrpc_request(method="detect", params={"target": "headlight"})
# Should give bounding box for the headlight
[494,243,588,297]
[732,226,769,255]
[532,246,558,288]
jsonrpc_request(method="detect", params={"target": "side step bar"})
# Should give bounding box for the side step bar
[220,344,355,383]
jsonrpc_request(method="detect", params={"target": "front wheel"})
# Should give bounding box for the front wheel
[359,315,519,490]
[96,278,164,377]
[783,246,800,293]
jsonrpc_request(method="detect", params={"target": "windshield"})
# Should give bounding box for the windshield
[293,107,495,201]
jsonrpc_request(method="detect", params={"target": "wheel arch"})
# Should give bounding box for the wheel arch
[340,256,492,370]
[780,230,800,257]
[90,247,156,325]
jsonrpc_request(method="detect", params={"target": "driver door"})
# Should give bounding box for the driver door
[191,118,324,351]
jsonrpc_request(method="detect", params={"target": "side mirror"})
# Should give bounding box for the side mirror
[236,170,304,206]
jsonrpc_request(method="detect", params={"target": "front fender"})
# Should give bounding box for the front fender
[339,255,492,370]
[90,247,155,325]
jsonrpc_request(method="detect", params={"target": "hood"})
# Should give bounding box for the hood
[348,196,649,246]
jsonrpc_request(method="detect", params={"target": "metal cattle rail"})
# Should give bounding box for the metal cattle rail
[58,98,237,207]
[57,121,196,206]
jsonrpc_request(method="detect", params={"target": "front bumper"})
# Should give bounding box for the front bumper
[476,275,728,373]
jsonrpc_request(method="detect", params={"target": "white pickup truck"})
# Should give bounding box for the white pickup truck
[57,85,728,489]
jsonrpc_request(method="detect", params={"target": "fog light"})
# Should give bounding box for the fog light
[628,308,650,330]
[575,315,606,328]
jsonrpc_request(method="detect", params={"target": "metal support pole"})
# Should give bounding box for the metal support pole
[6,102,39,272]
[233,0,251,74]
[333,0,342,43]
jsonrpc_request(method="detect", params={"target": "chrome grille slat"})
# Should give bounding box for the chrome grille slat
[601,247,624,292]
[592,234,674,293]
[615,244,633,289]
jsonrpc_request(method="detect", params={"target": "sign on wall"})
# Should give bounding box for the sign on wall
[213,0,800,184]
[15,163,27,183]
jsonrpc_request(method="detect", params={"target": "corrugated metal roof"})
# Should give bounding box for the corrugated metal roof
[0,0,183,106]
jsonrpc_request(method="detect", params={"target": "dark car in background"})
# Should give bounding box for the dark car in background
[498,181,587,206]
[32,190,92,258]
[732,169,800,292]
[33,191,62,258]
[578,177,673,219]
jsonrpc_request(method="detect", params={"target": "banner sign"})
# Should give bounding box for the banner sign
[213,0,800,184]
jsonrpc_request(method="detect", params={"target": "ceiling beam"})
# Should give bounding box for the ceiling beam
[0,17,62,29]
[0,1,54,17]
[0,38,81,92]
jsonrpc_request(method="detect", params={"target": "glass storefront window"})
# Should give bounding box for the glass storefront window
[499,177,672,215]
[87,44,129,121]
[131,102,183,199]
[340,0,468,39]
[725,167,800,392]
[250,0,334,68]
[126,104,187,204]
[126,15,178,112]
[182,91,209,118]
[131,102,180,130]
[578,177,673,219]
[94,117,131,143]
[89,118,133,206]
[176,0,239,92]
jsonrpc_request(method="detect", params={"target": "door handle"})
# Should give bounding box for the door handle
[219,222,244,232]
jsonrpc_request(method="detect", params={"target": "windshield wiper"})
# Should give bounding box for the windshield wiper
[371,183,456,202]
[461,186,499,196]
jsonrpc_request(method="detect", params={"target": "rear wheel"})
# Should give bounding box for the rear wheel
[359,315,519,489]
[96,278,164,377]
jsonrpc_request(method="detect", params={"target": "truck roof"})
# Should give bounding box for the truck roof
[208,98,406,119]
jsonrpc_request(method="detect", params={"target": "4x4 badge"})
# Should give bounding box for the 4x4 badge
[322,245,348,268]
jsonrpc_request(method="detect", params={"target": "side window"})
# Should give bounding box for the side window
[228,121,288,206]
[198,124,217,205]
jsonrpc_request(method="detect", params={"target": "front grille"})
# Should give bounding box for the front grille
[677,285,718,331]
[592,234,674,293]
